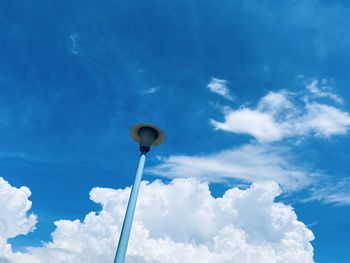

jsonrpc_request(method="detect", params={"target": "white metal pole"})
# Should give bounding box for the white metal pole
[114,153,146,263]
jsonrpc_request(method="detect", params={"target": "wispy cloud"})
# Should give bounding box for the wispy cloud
[306,178,350,205]
[148,144,316,191]
[207,78,235,101]
[68,32,80,55]
[141,85,162,95]
[306,79,343,104]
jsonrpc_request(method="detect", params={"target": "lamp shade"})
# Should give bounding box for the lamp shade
[130,124,165,153]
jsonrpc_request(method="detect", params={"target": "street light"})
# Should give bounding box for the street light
[114,124,165,263]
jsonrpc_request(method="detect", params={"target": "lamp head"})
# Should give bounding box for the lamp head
[131,124,165,153]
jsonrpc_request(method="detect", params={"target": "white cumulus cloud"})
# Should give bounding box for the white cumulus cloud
[211,81,350,142]
[211,109,284,142]
[0,177,314,263]
[0,178,37,240]
[0,177,37,262]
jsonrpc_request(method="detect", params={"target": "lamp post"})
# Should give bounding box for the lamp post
[114,124,165,263]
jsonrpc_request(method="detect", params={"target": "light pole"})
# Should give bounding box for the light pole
[114,124,165,263]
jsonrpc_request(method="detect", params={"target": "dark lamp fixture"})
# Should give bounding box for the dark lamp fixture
[130,124,165,153]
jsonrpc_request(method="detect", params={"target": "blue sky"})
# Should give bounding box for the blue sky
[0,1,350,262]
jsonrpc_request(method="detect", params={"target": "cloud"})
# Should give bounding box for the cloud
[207,78,235,101]
[141,85,161,95]
[306,79,343,104]
[306,178,350,206]
[68,32,80,55]
[211,81,350,142]
[297,103,350,137]
[149,144,315,191]
[211,109,284,142]
[0,178,37,240]
[0,178,37,262]
[0,177,315,263]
